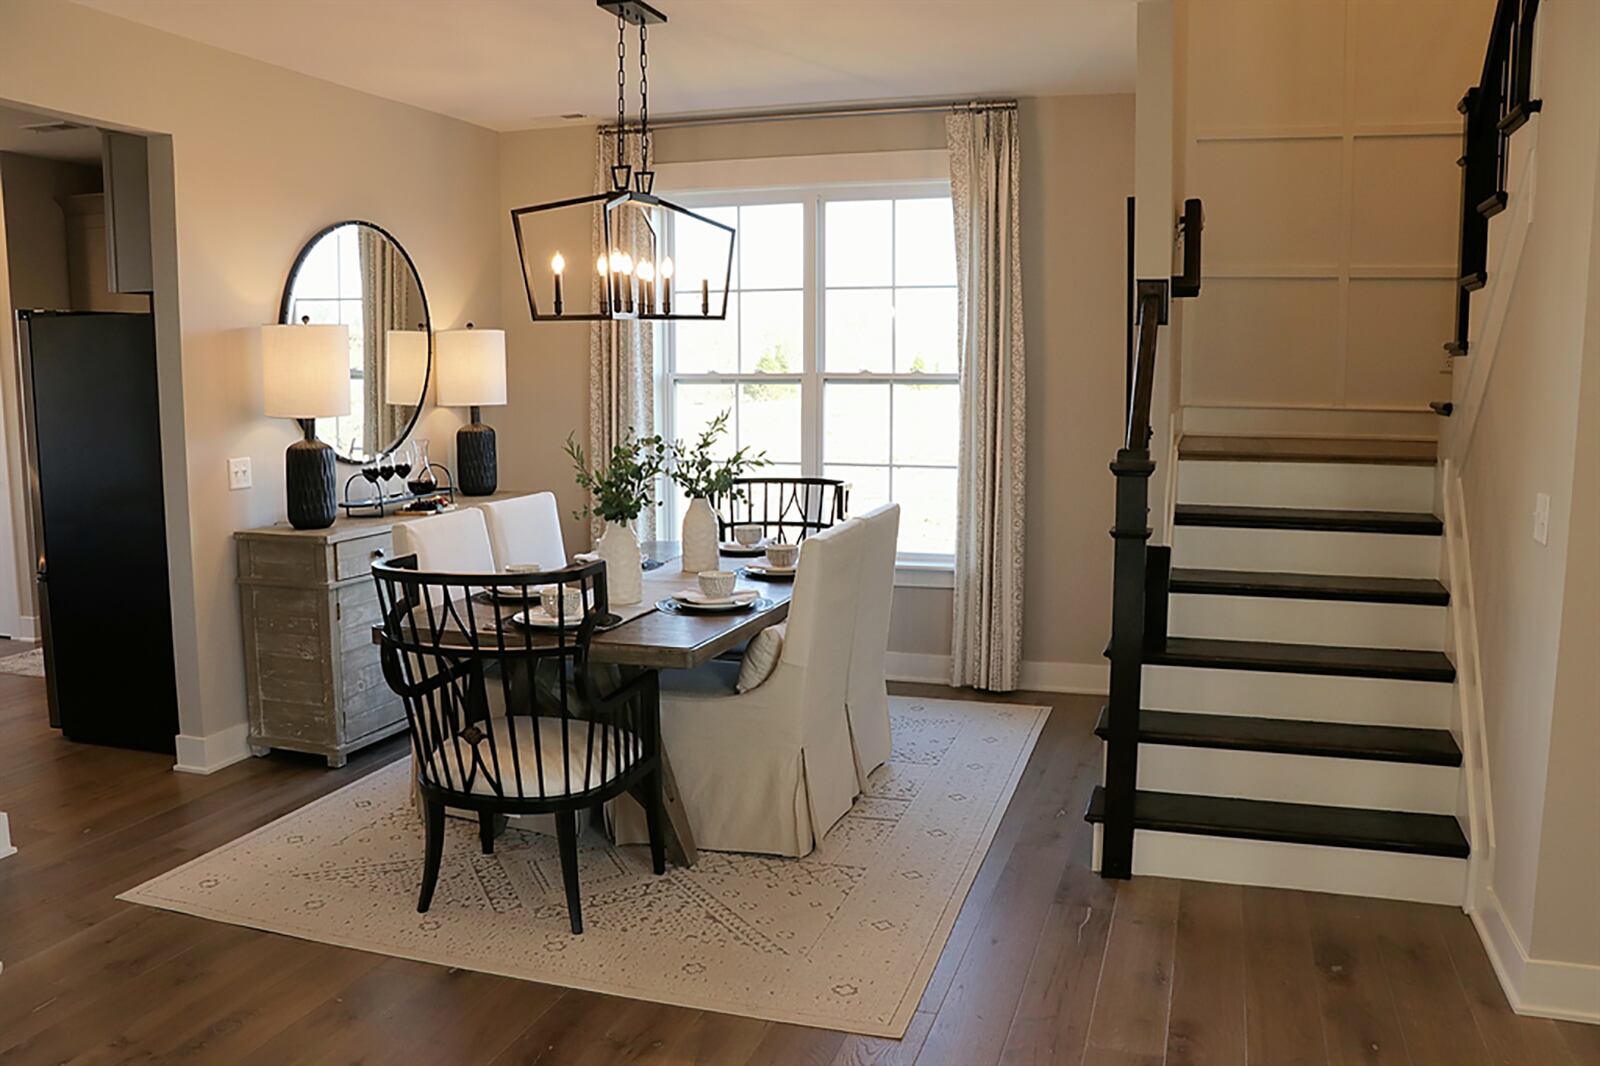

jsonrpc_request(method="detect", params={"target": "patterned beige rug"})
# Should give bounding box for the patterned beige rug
[120,696,1047,1037]
[0,647,44,677]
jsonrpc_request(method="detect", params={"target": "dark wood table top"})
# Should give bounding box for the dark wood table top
[370,541,792,671]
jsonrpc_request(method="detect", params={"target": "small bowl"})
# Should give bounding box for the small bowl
[732,524,764,547]
[698,570,737,598]
[763,543,799,570]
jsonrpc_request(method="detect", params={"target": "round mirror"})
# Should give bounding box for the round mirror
[279,221,430,463]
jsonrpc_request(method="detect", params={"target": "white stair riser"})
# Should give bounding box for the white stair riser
[1092,825,1466,906]
[1173,526,1440,578]
[1133,744,1458,814]
[1142,663,1452,728]
[1179,459,1435,511]
[1168,593,1446,650]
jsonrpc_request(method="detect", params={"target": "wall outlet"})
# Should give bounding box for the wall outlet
[1533,492,1550,545]
[228,457,252,491]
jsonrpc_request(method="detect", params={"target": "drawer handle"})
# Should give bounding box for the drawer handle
[371,548,385,560]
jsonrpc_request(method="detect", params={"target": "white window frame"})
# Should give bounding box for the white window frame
[654,152,958,579]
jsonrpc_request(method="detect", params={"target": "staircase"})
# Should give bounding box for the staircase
[1087,435,1469,905]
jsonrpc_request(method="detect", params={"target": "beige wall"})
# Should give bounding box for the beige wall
[497,95,1135,674]
[1452,0,1600,972]
[1178,0,1493,417]
[0,0,499,745]
[0,151,98,311]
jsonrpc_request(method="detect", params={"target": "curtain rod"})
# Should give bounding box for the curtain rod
[599,98,1017,135]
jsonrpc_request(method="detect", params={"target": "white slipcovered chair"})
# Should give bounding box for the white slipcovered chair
[391,506,496,573]
[481,492,568,573]
[844,503,900,786]
[614,518,866,857]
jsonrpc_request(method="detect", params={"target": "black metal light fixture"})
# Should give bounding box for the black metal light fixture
[511,0,735,325]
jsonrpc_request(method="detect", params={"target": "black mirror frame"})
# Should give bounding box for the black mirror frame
[277,219,432,463]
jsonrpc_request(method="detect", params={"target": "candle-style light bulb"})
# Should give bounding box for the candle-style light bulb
[619,253,635,314]
[659,255,674,315]
[637,260,656,316]
[597,254,612,315]
[550,252,566,317]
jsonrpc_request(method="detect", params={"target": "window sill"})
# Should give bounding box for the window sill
[895,563,955,590]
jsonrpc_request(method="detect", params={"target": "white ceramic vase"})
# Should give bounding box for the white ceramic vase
[596,519,642,605]
[681,496,720,573]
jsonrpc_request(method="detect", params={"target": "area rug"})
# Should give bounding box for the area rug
[120,696,1048,1037]
[0,647,44,677]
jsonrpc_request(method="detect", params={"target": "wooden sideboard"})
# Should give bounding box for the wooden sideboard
[236,493,519,767]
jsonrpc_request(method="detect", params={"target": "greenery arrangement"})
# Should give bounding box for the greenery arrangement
[564,430,667,524]
[670,410,767,499]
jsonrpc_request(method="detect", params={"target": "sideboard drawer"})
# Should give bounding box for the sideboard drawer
[335,532,392,583]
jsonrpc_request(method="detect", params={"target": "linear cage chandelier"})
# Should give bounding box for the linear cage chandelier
[512,0,735,323]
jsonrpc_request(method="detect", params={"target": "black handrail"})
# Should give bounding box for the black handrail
[1448,0,1541,357]
[1099,197,1204,880]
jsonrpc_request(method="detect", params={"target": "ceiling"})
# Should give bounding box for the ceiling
[71,0,1137,132]
[0,104,102,163]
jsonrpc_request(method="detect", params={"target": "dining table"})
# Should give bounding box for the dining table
[371,541,794,867]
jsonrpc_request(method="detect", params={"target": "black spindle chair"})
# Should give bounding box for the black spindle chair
[715,477,850,544]
[372,555,664,934]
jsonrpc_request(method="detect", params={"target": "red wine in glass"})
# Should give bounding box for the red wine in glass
[360,463,382,494]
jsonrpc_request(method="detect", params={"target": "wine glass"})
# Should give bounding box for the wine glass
[360,459,382,498]
[377,453,396,494]
[392,441,415,487]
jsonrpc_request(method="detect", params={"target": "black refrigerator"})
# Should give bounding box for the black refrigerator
[19,310,179,753]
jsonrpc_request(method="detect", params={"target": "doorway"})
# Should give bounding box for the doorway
[0,102,180,753]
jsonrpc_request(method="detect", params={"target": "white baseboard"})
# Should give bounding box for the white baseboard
[0,811,14,860]
[9,616,37,642]
[884,653,1109,695]
[173,722,252,775]
[1472,886,1600,1024]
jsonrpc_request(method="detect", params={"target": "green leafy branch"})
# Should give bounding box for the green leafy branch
[669,410,767,500]
[564,429,667,525]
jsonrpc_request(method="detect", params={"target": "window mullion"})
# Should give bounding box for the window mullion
[802,193,822,478]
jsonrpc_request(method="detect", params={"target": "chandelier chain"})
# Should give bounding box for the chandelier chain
[638,20,651,173]
[615,14,627,168]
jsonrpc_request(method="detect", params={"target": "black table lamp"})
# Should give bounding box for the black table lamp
[261,320,350,529]
[437,323,507,496]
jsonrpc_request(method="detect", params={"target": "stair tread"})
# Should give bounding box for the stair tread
[1149,637,1456,682]
[1169,567,1449,605]
[1085,787,1470,858]
[1179,435,1436,466]
[1093,707,1462,765]
[1176,504,1443,536]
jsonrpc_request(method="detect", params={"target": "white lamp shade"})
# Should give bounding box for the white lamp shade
[261,323,351,419]
[385,330,431,406]
[436,327,507,408]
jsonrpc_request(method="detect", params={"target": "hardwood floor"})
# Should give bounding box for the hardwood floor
[0,670,1594,1064]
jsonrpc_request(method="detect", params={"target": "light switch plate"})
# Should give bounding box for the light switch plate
[228,457,252,490]
[1533,492,1550,545]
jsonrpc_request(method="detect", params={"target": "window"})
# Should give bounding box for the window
[281,225,368,455]
[662,184,959,564]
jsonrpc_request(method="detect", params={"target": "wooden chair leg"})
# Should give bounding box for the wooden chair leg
[478,811,506,854]
[418,796,445,913]
[554,809,583,934]
[645,768,666,876]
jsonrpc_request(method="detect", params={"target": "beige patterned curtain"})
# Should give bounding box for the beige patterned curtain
[359,230,412,456]
[947,108,1026,691]
[589,130,657,541]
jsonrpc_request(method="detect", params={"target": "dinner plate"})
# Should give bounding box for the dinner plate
[656,596,774,615]
[509,608,589,628]
[672,588,759,607]
[741,564,797,580]
[719,541,767,557]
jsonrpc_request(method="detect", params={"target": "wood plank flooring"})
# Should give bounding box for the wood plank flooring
[0,667,1590,1064]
